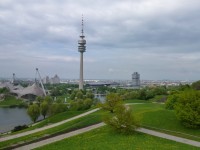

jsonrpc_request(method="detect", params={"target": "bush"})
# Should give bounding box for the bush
[104,104,140,134]
[12,124,28,132]
[175,90,200,129]
[165,94,178,110]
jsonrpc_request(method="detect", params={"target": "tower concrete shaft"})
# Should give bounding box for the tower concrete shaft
[79,52,84,90]
[78,16,86,90]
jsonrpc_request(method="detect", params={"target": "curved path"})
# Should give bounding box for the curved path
[0,108,100,142]
[13,123,200,150]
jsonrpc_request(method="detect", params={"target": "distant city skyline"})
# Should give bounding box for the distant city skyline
[1,0,200,81]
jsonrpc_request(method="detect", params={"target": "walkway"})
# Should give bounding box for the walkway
[0,108,100,142]
[136,128,200,147]
[14,123,105,150]
[14,123,200,150]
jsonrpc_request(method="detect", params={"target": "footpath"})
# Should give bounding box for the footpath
[1,105,200,149]
[13,123,200,150]
[0,108,100,142]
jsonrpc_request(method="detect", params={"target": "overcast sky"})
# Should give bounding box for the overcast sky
[0,0,200,80]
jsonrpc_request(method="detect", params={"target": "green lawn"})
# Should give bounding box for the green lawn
[0,95,25,107]
[35,126,199,150]
[1,103,199,149]
[10,110,86,134]
[131,103,200,141]
[124,99,150,103]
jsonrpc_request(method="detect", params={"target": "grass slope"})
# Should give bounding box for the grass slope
[131,103,200,141]
[0,95,24,107]
[35,126,199,150]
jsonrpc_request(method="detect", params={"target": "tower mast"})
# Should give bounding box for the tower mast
[78,15,86,90]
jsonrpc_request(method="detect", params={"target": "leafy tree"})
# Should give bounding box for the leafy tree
[36,96,43,105]
[165,94,178,110]
[70,91,76,100]
[175,90,200,128]
[27,104,40,123]
[192,80,200,90]
[0,87,9,94]
[83,98,93,110]
[104,104,140,134]
[153,86,167,95]
[40,101,49,119]
[101,93,122,113]
[86,91,94,99]
[49,103,67,115]
[138,89,147,100]
[44,96,53,104]
[76,91,83,99]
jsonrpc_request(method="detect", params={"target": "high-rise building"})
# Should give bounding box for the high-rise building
[132,72,140,87]
[78,16,86,90]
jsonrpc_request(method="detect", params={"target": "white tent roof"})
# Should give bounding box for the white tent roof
[20,83,44,97]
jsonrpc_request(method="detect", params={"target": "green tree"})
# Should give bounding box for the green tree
[165,94,179,110]
[101,93,122,113]
[83,98,93,109]
[104,104,140,134]
[76,91,83,99]
[40,101,49,119]
[192,80,200,90]
[86,91,94,99]
[27,104,40,123]
[36,96,43,105]
[44,96,53,104]
[0,87,9,94]
[175,90,200,128]
[49,103,67,115]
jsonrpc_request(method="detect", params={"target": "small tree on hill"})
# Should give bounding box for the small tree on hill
[27,104,40,123]
[40,101,49,119]
[101,93,123,113]
[104,104,140,134]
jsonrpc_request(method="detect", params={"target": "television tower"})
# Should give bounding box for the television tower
[78,16,86,90]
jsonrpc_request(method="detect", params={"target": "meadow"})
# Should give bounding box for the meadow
[35,126,199,150]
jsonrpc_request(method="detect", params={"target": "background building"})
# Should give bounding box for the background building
[132,72,140,88]
[42,74,60,84]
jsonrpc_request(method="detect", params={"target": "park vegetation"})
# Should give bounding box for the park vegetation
[102,93,140,134]
[165,80,200,129]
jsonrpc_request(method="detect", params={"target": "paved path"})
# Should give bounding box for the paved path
[136,128,200,147]
[13,123,106,150]
[0,108,100,142]
[13,123,200,150]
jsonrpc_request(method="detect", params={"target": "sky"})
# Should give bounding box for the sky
[0,0,200,80]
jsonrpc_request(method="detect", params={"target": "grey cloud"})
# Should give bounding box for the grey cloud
[1,0,200,80]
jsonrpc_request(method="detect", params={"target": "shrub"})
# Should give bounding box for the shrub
[12,125,28,132]
[104,104,140,134]
[175,90,200,129]
[165,94,178,110]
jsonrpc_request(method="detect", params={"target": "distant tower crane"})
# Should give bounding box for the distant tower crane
[78,15,86,90]
[35,68,47,96]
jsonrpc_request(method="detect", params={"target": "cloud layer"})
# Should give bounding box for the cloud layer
[0,0,200,80]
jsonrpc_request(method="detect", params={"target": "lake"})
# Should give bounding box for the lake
[0,107,32,133]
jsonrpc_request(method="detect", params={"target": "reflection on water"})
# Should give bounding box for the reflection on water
[0,107,31,133]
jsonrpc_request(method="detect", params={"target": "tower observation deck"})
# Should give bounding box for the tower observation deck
[78,16,86,90]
